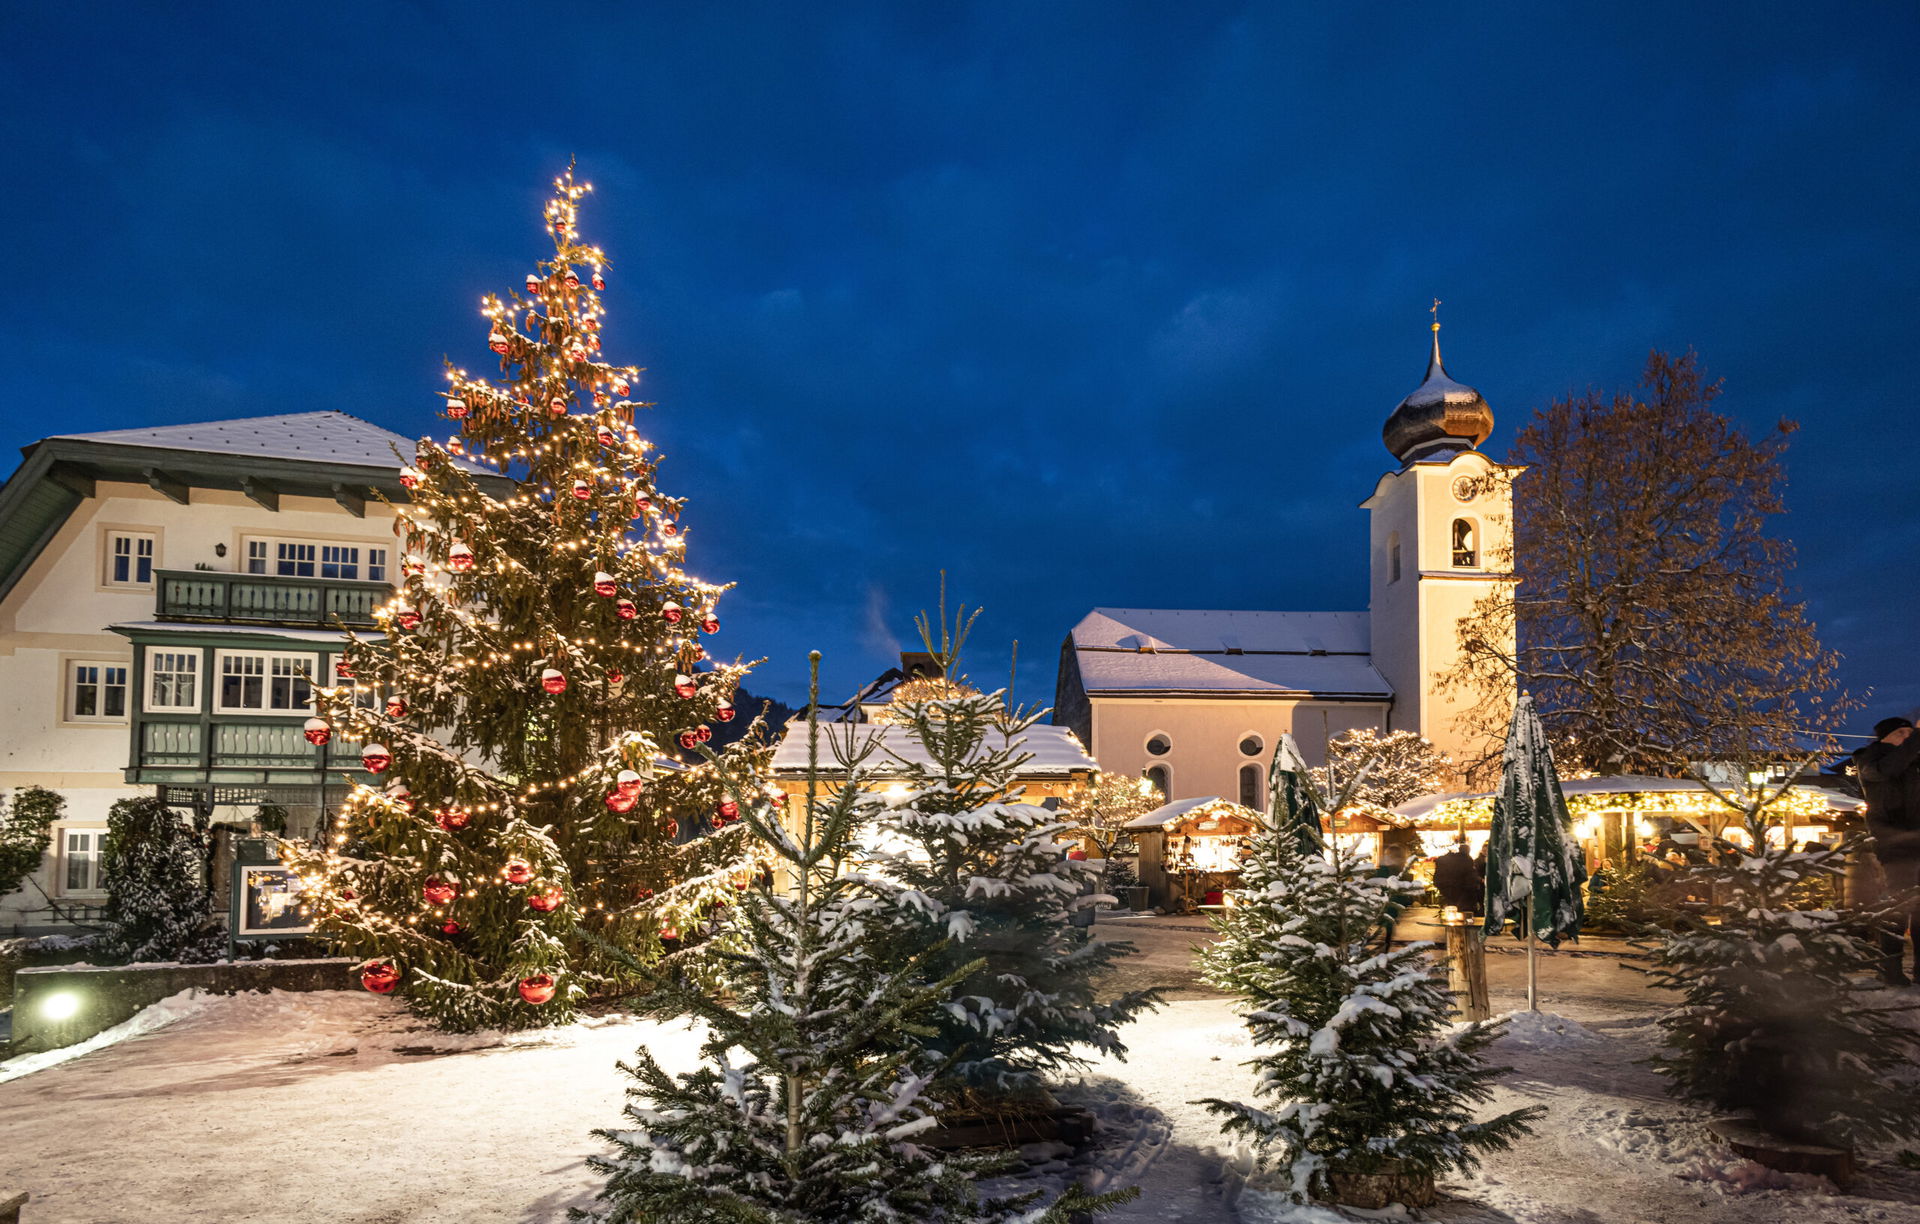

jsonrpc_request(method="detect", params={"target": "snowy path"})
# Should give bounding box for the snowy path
[5,925,1920,1223]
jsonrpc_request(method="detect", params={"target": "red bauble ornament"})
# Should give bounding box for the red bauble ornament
[607,670,624,686]
[403,554,426,577]
[664,819,679,839]
[593,570,617,597]
[398,466,422,489]
[662,602,684,624]
[700,615,720,634]
[541,668,567,694]
[422,876,457,905]
[361,963,400,994]
[719,799,740,820]
[448,543,475,571]
[677,731,699,751]
[386,783,412,811]
[436,807,471,831]
[334,659,354,678]
[1066,849,1088,861]
[596,426,616,447]
[445,436,465,455]
[303,717,332,746]
[612,377,631,397]
[660,927,680,943]
[695,725,712,743]
[660,522,680,538]
[549,396,568,417]
[565,269,581,290]
[592,271,606,291]
[489,330,511,355]
[615,599,637,620]
[441,920,464,936]
[446,397,469,420]
[674,674,698,700]
[504,858,534,884]
[570,480,591,500]
[528,887,563,913]
[716,704,737,723]
[604,788,637,813]
[635,496,653,514]
[518,974,557,1005]
[361,743,392,773]
[710,813,726,830]
[385,695,408,719]
[525,273,541,295]
[396,607,422,630]
[617,769,644,797]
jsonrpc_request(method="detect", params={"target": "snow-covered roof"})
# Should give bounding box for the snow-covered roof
[1068,609,1391,699]
[1124,796,1221,829]
[48,411,489,475]
[1390,774,1865,822]
[771,721,1097,778]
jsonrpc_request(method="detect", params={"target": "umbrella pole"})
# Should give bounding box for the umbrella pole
[1526,925,1538,1011]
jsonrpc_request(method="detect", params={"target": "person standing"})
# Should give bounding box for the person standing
[1853,716,1920,986]
[1433,838,1484,916]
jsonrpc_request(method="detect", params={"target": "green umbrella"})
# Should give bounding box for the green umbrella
[1266,733,1327,857]
[1482,692,1587,1008]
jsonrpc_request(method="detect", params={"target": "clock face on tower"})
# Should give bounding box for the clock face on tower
[1450,475,1478,503]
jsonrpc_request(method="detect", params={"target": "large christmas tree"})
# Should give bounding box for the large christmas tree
[284,169,763,1031]
[584,656,1131,1223]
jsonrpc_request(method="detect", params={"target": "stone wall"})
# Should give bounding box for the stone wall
[9,957,355,1056]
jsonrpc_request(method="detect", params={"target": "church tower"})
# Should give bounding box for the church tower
[1361,312,1519,782]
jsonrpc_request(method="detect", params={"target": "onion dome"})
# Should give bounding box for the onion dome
[1383,321,1494,463]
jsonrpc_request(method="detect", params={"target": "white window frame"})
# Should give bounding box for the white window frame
[241,535,389,582]
[213,650,320,714]
[56,825,108,897]
[65,659,131,723]
[145,648,204,713]
[103,529,157,589]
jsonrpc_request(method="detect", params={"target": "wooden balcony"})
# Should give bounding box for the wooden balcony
[155,569,389,629]
[130,715,372,786]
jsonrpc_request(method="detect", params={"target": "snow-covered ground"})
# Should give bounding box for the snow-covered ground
[3,921,1919,1223]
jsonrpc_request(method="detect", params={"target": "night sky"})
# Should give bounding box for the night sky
[5,4,1915,729]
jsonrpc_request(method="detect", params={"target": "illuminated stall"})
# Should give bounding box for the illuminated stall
[1124,797,1261,912]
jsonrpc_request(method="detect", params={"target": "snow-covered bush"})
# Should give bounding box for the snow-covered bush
[99,796,223,964]
[1197,812,1538,1201]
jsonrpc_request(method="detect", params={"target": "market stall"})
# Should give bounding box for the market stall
[1124,797,1260,912]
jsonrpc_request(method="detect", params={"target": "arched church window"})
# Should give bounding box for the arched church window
[1388,532,1401,583]
[1145,764,1171,800]
[1238,763,1262,809]
[1451,518,1477,568]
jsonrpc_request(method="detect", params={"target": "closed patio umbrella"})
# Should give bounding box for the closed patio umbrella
[1482,692,1587,1009]
[1266,733,1327,857]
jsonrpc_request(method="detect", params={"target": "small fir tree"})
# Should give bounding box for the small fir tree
[0,786,65,903]
[283,168,763,1031]
[873,602,1160,1092]
[100,796,224,964]
[1197,787,1538,1201]
[1646,766,1920,1147]
[1059,770,1157,896]
[582,655,1132,1223]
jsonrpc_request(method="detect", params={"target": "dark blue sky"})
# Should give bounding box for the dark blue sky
[5,3,1915,727]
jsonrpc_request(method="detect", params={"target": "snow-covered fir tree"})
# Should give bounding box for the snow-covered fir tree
[99,796,224,964]
[1646,769,1920,1148]
[1197,773,1538,1202]
[1310,728,1452,815]
[582,655,1132,1223]
[283,169,764,1031]
[871,604,1160,1092]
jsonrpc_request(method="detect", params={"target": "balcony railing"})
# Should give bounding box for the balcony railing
[136,716,369,776]
[155,570,390,629]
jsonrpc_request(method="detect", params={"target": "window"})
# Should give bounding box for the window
[1239,734,1264,757]
[60,829,105,894]
[105,531,156,587]
[147,649,201,712]
[1387,531,1401,583]
[1145,764,1171,800]
[1452,519,1477,567]
[1145,733,1172,757]
[1239,763,1263,809]
[68,661,129,721]
[215,651,317,713]
[244,538,388,582]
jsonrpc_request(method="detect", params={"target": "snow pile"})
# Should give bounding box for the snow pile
[0,987,225,1084]
[1484,1008,1603,1050]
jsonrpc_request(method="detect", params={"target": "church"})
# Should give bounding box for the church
[1052,320,1519,807]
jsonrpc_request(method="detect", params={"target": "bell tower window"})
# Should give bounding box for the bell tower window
[1387,532,1401,583]
[1451,518,1477,568]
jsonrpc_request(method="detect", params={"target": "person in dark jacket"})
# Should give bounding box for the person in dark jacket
[1432,839,1484,916]
[1853,716,1920,985]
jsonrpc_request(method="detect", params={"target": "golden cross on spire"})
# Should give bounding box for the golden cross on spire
[1431,297,1442,332]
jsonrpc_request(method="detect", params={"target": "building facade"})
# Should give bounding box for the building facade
[0,412,506,933]
[1054,324,1519,804]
